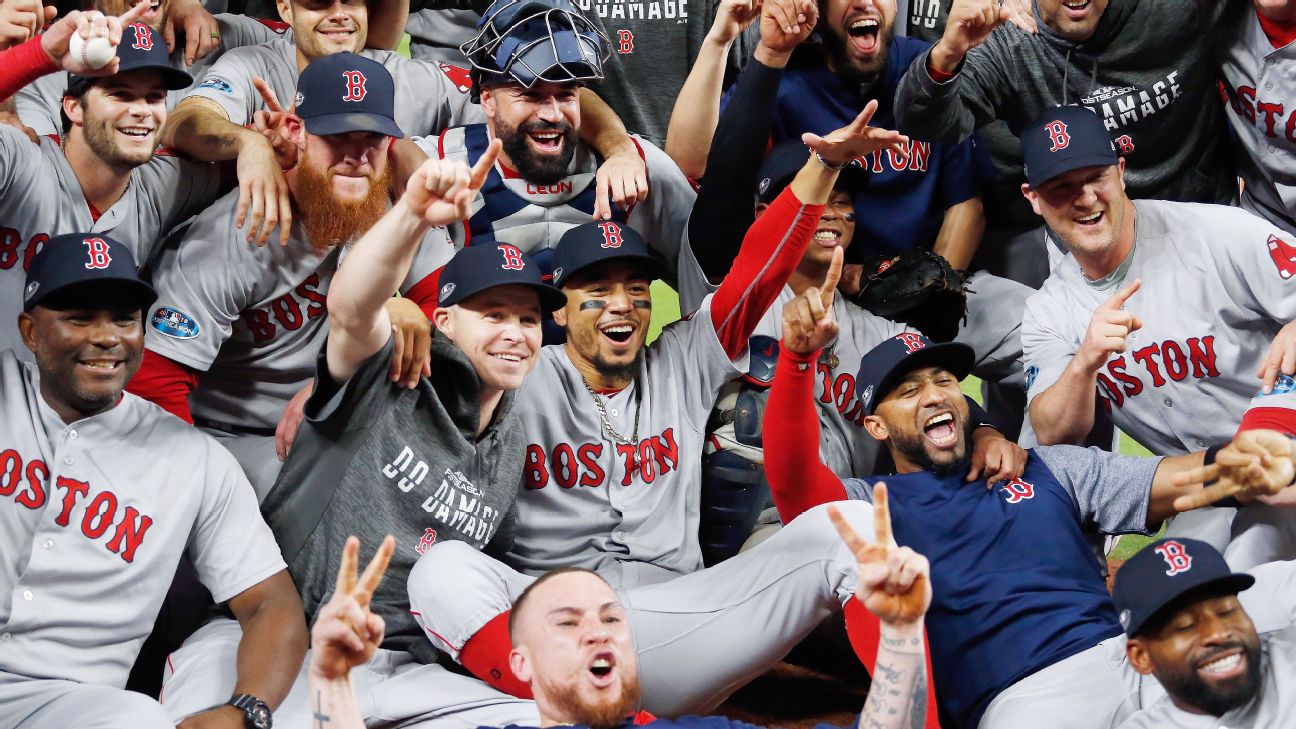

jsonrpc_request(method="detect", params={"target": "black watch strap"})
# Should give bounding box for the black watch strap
[228,694,273,729]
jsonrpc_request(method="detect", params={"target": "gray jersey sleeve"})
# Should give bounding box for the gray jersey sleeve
[1207,207,1296,323]
[648,295,748,428]
[185,44,272,125]
[137,156,228,237]
[187,442,287,603]
[145,198,252,371]
[392,56,485,134]
[13,73,65,138]
[673,226,719,316]
[214,13,286,48]
[841,477,875,503]
[627,138,697,271]
[0,124,40,196]
[1021,286,1081,404]
[1033,445,1159,534]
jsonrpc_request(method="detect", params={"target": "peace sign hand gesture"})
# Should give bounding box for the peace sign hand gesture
[1170,429,1296,512]
[829,484,931,626]
[310,535,395,681]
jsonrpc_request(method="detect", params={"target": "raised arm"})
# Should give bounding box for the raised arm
[1029,279,1142,445]
[764,248,852,521]
[577,89,650,220]
[325,139,499,384]
[830,487,931,729]
[0,3,148,100]
[709,102,909,356]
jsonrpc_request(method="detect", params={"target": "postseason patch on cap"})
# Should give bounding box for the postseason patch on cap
[1119,609,1131,630]
[23,281,38,302]
[439,282,456,304]
[151,306,200,339]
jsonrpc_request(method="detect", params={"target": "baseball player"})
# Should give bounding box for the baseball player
[1219,1,1296,234]
[161,0,644,247]
[1018,105,1296,554]
[762,302,1296,729]
[0,11,229,359]
[160,144,567,728]
[1115,537,1296,728]
[126,54,445,497]
[408,114,918,717]
[0,233,305,729]
[403,0,691,283]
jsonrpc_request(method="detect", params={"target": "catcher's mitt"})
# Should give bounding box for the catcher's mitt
[849,250,971,343]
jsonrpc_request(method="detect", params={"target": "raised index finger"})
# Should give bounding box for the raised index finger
[356,535,396,605]
[820,245,843,309]
[873,482,893,547]
[1101,278,1141,311]
[254,76,285,114]
[470,138,502,190]
[118,0,151,28]
[335,536,359,597]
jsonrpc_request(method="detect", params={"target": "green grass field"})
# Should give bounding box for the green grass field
[649,282,1158,562]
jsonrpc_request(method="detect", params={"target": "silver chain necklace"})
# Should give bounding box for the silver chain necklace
[582,377,642,474]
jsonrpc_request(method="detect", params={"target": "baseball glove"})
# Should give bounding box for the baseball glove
[849,250,971,343]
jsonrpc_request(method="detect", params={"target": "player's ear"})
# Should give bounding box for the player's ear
[480,86,498,122]
[431,306,453,338]
[551,300,569,327]
[285,115,306,150]
[1124,637,1156,676]
[17,312,36,356]
[1020,184,1042,216]
[1117,158,1127,191]
[862,414,888,442]
[276,0,293,24]
[62,95,85,130]
[508,647,532,684]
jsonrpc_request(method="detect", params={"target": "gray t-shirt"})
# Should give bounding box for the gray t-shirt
[262,333,522,662]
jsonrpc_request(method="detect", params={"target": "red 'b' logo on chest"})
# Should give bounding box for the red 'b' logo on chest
[129,24,153,51]
[616,29,634,54]
[1044,120,1070,152]
[342,71,368,102]
[1154,540,1193,575]
[82,238,112,269]
[1000,478,1035,504]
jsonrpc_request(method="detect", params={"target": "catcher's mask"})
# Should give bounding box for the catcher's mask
[461,0,610,101]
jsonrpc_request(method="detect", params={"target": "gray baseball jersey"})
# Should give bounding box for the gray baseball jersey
[1118,622,1296,728]
[1023,200,1296,455]
[186,37,483,134]
[418,128,695,270]
[510,295,747,586]
[0,127,223,357]
[1220,8,1296,234]
[144,189,452,432]
[0,350,284,688]
[15,14,290,138]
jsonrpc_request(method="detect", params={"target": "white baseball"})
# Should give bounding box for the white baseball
[68,32,116,70]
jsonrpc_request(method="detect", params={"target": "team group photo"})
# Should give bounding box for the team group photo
[1,0,1295,727]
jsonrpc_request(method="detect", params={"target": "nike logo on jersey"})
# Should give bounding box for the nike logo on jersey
[525,428,680,489]
[1095,335,1220,411]
[0,451,152,563]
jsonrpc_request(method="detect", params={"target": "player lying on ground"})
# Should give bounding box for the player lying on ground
[0,233,305,729]
[1113,536,1296,728]
[763,271,1296,729]
[314,502,934,729]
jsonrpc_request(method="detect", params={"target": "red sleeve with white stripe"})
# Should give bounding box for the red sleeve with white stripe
[709,185,824,358]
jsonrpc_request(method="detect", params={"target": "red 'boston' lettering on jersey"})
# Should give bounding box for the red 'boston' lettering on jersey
[524,429,680,489]
[1228,85,1296,142]
[815,362,868,427]
[0,449,153,562]
[862,141,932,173]
[0,228,51,272]
[1094,336,1220,411]
[239,273,328,343]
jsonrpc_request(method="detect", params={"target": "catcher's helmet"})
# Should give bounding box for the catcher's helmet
[460,0,609,99]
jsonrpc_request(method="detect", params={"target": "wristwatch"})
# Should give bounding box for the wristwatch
[227,694,272,729]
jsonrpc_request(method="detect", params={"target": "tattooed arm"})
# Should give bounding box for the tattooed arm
[308,536,395,729]
[828,484,932,729]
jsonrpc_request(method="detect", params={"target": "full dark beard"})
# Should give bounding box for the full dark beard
[824,24,895,87]
[545,675,641,729]
[888,417,974,477]
[1159,640,1263,716]
[496,118,578,186]
[292,158,392,250]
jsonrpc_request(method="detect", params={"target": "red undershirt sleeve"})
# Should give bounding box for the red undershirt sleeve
[126,350,200,423]
[709,185,824,358]
[0,37,56,102]
[765,346,849,523]
[1237,406,1296,438]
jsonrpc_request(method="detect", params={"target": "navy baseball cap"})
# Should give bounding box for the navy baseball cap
[551,221,667,288]
[756,140,866,204]
[1112,538,1255,638]
[24,233,156,312]
[295,53,403,138]
[66,23,193,96]
[1021,105,1118,188]
[438,243,566,311]
[855,333,975,415]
